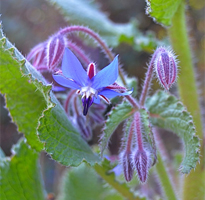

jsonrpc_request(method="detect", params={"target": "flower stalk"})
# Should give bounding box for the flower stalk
[168,2,204,200]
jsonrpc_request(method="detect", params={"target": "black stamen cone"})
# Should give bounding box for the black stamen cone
[83,97,91,116]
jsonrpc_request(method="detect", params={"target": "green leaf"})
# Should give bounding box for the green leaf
[100,101,134,156]
[0,25,100,165]
[0,26,47,151]
[145,90,200,173]
[145,0,182,26]
[38,93,100,166]
[48,0,136,47]
[58,162,123,200]
[94,159,146,200]
[0,139,45,200]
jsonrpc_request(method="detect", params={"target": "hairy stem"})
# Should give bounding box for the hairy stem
[154,130,178,200]
[168,2,204,200]
[139,47,164,106]
[59,26,126,85]
[94,164,142,200]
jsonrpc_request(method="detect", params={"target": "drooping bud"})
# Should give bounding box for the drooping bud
[155,47,177,90]
[76,115,92,141]
[133,149,149,183]
[27,42,47,69]
[46,33,67,70]
[121,151,134,182]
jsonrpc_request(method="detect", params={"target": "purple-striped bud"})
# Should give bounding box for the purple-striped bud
[155,48,178,90]
[76,115,92,141]
[121,151,134,182]
[134,150,149,183]
[47,33,67,70]
[27,42,47,69]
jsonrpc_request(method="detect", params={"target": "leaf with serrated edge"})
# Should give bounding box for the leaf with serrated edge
[0,25,100,165]
[145,0,182,26]
[0,139,45,200]
[101,101,133,156]
[145,90,200,174]
[38,93,100,166]
[0,27,48,151]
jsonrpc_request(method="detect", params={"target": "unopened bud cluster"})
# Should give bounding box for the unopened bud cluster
[120,112,153,183]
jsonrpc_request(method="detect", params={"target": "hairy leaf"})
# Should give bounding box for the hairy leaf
[0,139,45,200]
[101,101,133,156]
[145,0,182,26]
[0,25,100,165]
[145,90,200,173]
[58,162,123,200]
[38,93,100,166]
[0,26,47,151]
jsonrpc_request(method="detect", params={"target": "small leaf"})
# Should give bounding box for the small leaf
[0,139,45,200]
[145,90,200,173]
[38,93,100,166]
[48,0,136,47]
[58,162,124,200]
[100,101,133,155]
[145,0,182,26]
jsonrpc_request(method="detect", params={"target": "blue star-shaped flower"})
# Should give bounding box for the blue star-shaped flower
[53,48,131,115]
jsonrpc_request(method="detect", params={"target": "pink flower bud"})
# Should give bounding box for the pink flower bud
[27,42,47,69]
[134,150,149,183]
[121,151,134,182]
[155,48,178,90]
[46,34,67,70]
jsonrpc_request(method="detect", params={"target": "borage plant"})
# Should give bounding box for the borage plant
[0,0,204,200]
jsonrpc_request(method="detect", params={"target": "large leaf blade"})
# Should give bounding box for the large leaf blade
[0,140,45,200]
[145,90,200,173]
[0,28,47,151]
[0,25,100,165]
[38,93,100,166]
[58,162,124,200]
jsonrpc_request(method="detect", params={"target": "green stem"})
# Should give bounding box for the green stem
[94,164,142,200]
[155,153,178,200]
[168,2,204,200]
[155,131,178,200]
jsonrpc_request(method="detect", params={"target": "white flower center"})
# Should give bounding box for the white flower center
[80,86,98,99]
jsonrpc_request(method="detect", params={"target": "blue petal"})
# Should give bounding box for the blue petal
[98,88,132,98]
[52,85,66,92]
[91,55,118,90]
[62,48,88,86]
[53,74,80,89]
[93,95,100,104]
